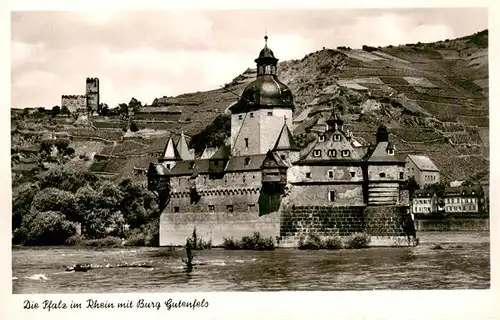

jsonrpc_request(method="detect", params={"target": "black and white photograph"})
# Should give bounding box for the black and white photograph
[7,4,492,300]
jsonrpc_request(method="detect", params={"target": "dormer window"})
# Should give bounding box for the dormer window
[387,149,394,156]
[334,134,341,141]
[250,113,254,118]
[267,111,273,116]
[244,157,251,165]
[313,149,321,157]
[380,172,386,178]
[166,164,171,169]
[328,170,334,178]
[189,161,195,169]
[280,155,286,160]
[327,149,336,157]
[341,150,350,157]
[238,115,243,120]
[306,172,311,178]
[319,135,325,142]
[245,138,249,148]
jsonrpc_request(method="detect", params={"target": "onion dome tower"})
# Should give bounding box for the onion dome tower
[229,35,295,156]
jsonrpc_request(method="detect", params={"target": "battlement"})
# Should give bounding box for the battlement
[62,95,86,99]
[86,77,99,83]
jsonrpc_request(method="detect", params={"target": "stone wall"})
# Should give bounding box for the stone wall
[279,204,413,247]
[159,204,280,246]
[414,218,489,232]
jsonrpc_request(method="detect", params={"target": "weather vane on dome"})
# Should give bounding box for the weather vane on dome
[264,27,268,45]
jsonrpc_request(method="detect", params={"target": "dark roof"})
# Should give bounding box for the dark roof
[444,185,482,196]
[262,151,288,169]
[168,159,210,176]
[413,189,435,197]
[225,155,267,172]
[211,144,231,160]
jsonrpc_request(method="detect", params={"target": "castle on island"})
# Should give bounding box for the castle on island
[147,36,416,247]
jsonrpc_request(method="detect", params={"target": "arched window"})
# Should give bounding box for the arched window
[244,157,251,165]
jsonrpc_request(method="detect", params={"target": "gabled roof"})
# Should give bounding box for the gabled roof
[407,155,439,171]
[413,189,435,198]
[160,137,182,161]
[176,132,193,160]
[273,122,300,151]
[367,141,401,162]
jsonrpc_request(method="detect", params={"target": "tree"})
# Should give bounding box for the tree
[128,98,142,112]
[98,103,109,116]
[21,210,77,246]
[51,106,61,118]
[130,121,139,132]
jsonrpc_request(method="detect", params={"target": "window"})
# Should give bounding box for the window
[327,149,336,157]
[334,134,341,141]
[189,161,195,169]
[313,149,321,157]
[306,172,311,178]
[280,155,286,160]
[328,170,334,178]
[238,115,243,120]
[250,113,254,118]
[399,172,404,179]
[166,164,171,169]
[244,157,251,165]
[328,190,336,202]
[350,171,355,178]
[174,206,179,213]
[226,205,234,212]
[267,111,273,116]
[341,150,350,157]
[208,205,215,211]
[387,149,394,156]
[245,138,249,148]
[248,204,256,211]
[379,172,386,178]
[319,135,325,142]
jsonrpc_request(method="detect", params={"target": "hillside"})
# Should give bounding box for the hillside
[11,30,489,183]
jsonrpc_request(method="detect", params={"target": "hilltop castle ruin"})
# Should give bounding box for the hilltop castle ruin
[61,78,100,114]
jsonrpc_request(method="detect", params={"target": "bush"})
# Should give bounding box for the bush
[82,236,123,247]
[223,232,274,250]
[324,236,343,249]
[124,228,146,246]
[344,233,371,249]
[299,233,324,250]
[65,234,84,245]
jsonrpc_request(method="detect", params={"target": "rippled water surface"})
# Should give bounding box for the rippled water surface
[12,232,490,293]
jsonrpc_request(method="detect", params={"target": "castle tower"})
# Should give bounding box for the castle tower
[366,125,406,206]
[228,35,294,156]
[159,137,181,170]
[86,77,100,115]
[272,119,300,163]
[176,132,194,160]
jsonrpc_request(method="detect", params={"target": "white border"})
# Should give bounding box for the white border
[1,1,498,320]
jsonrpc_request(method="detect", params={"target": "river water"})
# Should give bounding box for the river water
[12,232,490,293]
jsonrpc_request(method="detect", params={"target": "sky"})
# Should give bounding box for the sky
[11,8,488,109]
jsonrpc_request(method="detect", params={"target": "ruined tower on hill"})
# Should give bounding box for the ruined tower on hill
[86,77,100,115]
